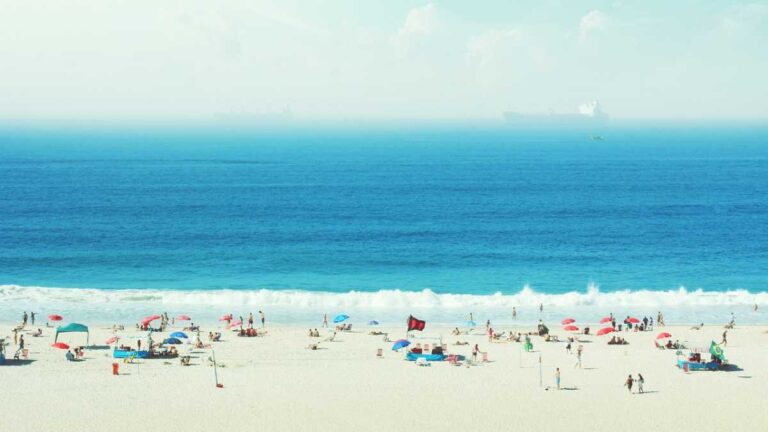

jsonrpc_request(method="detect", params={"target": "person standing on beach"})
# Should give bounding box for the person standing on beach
[637,374,645,393]
[469,312,474,322]
[259,310,265,328]
[22,311,28,327]
[512,307,517,319]
[754,303,759,312]
[574,345,583,368]
[625,375,634,393]
[16,335,25,357]
[322,314,328,328]
[30,312,36,325]
[472,344,479,362]
[248,313,254,329]
[539,303,543,313]
[721,330,728,346]
[565,341,572,354]
[555,368,561,390]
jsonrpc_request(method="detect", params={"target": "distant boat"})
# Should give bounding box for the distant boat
[591,135,604,141]
[503,101,608,126]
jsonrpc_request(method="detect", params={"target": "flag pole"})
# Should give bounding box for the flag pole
[212,349,221,388]
[538,354,542,387]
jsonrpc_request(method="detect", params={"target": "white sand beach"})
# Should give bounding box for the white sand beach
[2,319,766,432]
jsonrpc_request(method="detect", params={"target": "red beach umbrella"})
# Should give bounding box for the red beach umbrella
[105,336,120,345]
[141,315,161,326]
[227,320,243,329]
[563,325,579,331]
[656,332,672,340]
[597,327,615,336]
[599,317,612,324]
[48,314,63,322]
[627,317,640,324]
[561,318,575,325]
[176,315,191,321]
[52,342,70,350]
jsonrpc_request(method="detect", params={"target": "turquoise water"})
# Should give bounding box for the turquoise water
[0,123,766,323]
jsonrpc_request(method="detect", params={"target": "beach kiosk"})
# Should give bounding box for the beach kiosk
[54,323,90,345]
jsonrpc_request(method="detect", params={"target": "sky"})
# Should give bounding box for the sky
[0,0,766,122]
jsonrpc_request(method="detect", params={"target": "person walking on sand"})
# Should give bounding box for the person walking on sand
[565,341,572,354]
[625,375,634,393]
[322,314,328,328]
[637,373,645,394]
[259,310,265,328]
[15,335,25,358]
[721,330,728,346]
[574,344,583,368]
[555,368,561,390]
[512,307,517,319]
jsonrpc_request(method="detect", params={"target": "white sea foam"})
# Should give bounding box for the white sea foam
[1,284,766,325]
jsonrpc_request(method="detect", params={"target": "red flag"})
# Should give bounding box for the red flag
[407,315,426,331]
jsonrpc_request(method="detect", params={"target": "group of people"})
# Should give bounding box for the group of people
[608,336,629,345]
[307,329,321,337]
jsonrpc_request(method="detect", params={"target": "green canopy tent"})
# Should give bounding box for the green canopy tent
[54,323,89,345]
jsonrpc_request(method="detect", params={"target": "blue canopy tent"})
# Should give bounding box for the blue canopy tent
[333,314,350,323]
[54,323,89,345]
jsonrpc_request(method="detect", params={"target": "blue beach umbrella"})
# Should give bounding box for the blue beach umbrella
[392,339,411,351]
[163,338,182,345]
[170,332,188,339]
[333,314,350,323]
[368,320,379,325]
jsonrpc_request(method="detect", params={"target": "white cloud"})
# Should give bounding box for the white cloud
[397,3,437,37]
[468,28,522,65]
[579,10,606,42]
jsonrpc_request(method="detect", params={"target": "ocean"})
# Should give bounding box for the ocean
[1,122,766,324]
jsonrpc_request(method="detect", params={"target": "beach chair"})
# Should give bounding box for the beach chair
[424,344,430,353]
[482,352,489,362]
[376,348,383,358]
[415,357,430,367]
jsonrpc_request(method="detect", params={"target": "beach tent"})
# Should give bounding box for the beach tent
[54,323,89,344]
[333,314,349,323]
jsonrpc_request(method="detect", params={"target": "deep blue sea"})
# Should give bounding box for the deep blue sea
[1,123,766,323]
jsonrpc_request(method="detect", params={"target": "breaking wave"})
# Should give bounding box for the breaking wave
[1,284,766,324]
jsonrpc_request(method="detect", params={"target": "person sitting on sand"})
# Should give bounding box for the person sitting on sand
[32,328,42,337]
[66,350,75,361]
[665,340,674,349]
[608,336,617,345]
[690,323,703,330]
